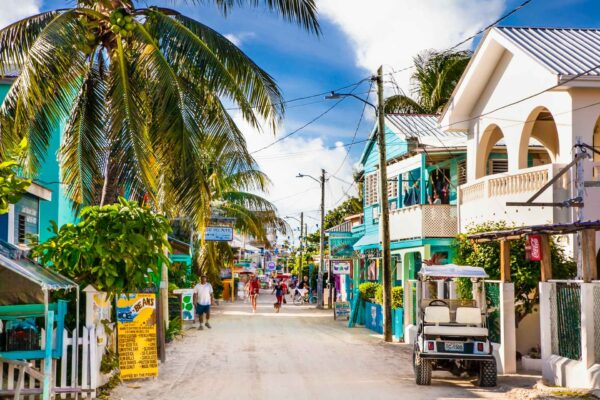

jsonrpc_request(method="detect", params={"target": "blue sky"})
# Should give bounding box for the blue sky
[5,0,600,239]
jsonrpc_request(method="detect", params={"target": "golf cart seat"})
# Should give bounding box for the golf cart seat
[423,306,489,337]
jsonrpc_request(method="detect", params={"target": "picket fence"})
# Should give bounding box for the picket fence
[0,325,107,399]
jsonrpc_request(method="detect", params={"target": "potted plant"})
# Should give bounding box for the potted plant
[521,346,542,371]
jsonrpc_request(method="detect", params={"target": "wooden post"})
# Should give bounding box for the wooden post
[581,229,597,282]
[540,235,552,282]
[500,239,511,282]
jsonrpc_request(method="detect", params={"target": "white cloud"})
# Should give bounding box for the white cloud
[0,0,40,29]
[317,0,506,92]
[234,114,358,243]
[224,32,256,47]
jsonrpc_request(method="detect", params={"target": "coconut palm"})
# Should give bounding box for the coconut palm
[0,0,319,207]
[385,50,471,114]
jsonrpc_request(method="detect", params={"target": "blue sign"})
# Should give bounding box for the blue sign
[204,226,233,241]
[364,301,383,334]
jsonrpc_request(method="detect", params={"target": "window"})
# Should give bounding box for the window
[489,159,508,175]
[458,160,467,186]
[17,214,26,244]
[364,172,379,205]
[372,206,379,221]
[387,177,398,200]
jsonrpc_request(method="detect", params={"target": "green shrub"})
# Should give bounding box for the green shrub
[213,280,224,299]
[375,286,403,309]
[165,317,182,343]
[359,282,380,301]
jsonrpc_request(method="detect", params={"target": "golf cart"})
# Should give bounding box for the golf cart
[413,264,497,387]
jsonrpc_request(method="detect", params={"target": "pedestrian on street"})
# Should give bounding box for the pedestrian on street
[249,274,260,313]
[272,279,284,313]
[193,275,214,330]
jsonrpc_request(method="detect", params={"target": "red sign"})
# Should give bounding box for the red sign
[527,235,543,261]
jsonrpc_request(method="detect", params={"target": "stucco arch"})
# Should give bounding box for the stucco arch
[476,124,505,179]
[518,107,560,169]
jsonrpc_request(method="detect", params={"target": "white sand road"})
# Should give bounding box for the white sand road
[111,293,542,400]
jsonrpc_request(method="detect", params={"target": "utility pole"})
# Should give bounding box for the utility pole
[318,169,326,309]
[376,66,393,342]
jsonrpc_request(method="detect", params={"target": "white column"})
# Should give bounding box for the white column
[539,282,554,383]
[83,285,98,328]
[499,282,517,374]
[580,283,595,369]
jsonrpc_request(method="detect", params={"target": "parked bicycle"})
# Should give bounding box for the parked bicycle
[292,288,317,305]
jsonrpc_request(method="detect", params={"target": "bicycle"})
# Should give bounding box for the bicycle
[292,289,317,305]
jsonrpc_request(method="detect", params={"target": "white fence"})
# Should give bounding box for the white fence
[0,325,109,398]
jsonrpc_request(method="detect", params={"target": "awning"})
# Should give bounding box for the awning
[353,233,380,250]
[0,254,78,291]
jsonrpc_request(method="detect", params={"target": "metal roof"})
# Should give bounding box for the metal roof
[385,114,467,147]
[326,220,353,233]
[496,27,600,77]
[0,240,77,291]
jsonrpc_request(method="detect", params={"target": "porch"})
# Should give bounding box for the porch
[389,204,457,241]
[458,163,571,232]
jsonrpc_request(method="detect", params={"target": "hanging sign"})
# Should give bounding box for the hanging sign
[116,294,158,380]
[526,235,543,261]
[267,261,276,271]
[204,226,233,241]
[332,260,352,275]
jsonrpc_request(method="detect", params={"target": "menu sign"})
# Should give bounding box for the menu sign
[117,294,158,380]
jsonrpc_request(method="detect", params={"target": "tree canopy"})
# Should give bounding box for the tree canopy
[0,138,30,214]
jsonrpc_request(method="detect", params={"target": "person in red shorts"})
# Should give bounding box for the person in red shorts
[248,274,260,313]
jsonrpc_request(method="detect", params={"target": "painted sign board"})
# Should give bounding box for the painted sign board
[334,301,351,320]
[267,261,276,271]
[527,234,543,261]
[116,294,158,380]
[204,226,233,242]
[332,260,351,275]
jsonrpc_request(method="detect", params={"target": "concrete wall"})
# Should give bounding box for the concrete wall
[516,308,541,356]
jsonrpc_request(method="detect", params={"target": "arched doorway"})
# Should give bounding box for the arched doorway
[476,124,507,179]
[519,107,559,169]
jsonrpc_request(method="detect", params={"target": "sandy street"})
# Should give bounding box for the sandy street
[111,293,539,400]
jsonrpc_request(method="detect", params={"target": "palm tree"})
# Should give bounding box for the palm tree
[385,50,470,114]
[0,0,319,207]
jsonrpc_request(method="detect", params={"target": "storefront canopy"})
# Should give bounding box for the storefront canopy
[353,233,380,250]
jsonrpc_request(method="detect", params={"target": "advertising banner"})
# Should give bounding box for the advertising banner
[527,235,543,261]
[331,260,351,275]
[334,301,351,320]
[204,226,233,241]
[117,294,158,380]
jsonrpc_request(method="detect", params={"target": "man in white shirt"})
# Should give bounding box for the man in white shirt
[193,275,214,330]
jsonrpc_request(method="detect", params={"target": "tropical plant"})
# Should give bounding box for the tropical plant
[0,138,31,214]
[375,285,403,309]
[32,197,172,294]
[385,50,471,114]
[358,281,380,301]
[324,197,362,230]
[0,0,319,208]
[453,221,576,325]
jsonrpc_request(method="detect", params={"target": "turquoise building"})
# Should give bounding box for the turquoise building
[351,114,469,287]
[0,73,77,247]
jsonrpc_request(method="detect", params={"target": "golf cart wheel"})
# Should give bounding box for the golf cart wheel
[477,359,497,387]
[414,352,432,385]
[292,294,302,305]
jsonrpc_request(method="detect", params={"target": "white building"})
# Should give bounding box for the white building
[442,27,600,259]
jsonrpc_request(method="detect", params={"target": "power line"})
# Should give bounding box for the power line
[250,80,366,154]
[332,80,374,177]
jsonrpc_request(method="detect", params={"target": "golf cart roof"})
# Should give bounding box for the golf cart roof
[418,264,488,279]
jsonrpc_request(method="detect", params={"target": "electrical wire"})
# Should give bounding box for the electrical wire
[250,80,366,154]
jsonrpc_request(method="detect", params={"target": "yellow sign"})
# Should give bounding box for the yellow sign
[116,294,158,380]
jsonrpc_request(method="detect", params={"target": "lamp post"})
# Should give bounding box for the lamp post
[325,66,392,342]
[297,170,326,309]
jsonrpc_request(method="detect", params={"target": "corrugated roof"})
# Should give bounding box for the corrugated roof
[496,27,600,76]
[326,220,353,233]
[385,114,467,147]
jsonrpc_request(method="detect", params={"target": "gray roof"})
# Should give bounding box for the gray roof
[496,27,600,77]
[385,114,467,147]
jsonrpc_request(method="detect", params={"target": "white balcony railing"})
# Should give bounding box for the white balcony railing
[389,204,457,241]
[458,163,570,232]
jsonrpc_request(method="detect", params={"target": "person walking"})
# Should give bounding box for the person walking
[248,274,260,313]
[193,275,214,330]
[272,279,284,313]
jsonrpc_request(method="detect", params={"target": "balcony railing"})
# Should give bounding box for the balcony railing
[389,204,457,241]
[458,163,570,231]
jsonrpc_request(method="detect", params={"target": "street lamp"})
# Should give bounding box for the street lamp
[285,214,305,277]
[325,66,393,342]
[297,170,326,309]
